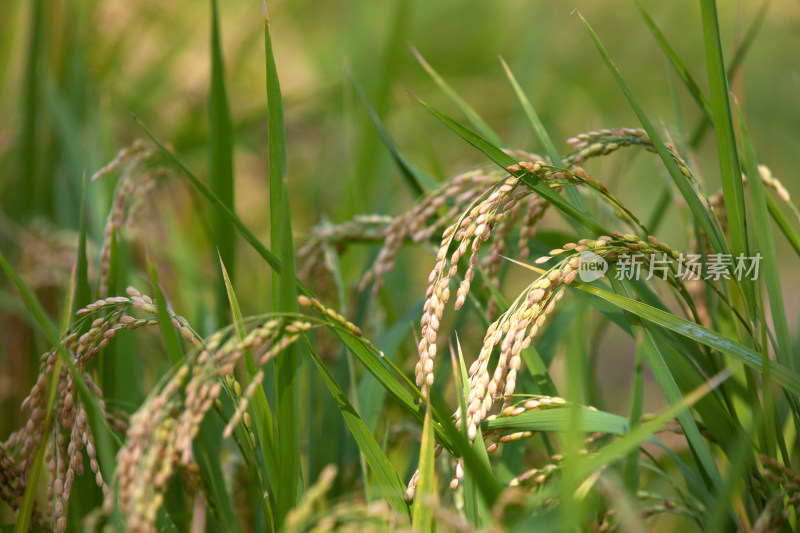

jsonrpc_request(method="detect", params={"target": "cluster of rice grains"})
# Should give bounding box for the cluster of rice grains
[0,290,161,530]
[114,294,318,532]
[375,136,696,502]
[91,141,172,298]
[0,284,314,532]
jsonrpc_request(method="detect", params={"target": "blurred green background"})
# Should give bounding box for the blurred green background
[1,0,799,516]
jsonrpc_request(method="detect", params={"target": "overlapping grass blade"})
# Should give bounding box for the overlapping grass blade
[452,338,489,526]
[411,45,505,147]
[690,1,769,146]
[576,11,728,256]
[505,257,800,394]
[75,175,91,310]
[581,281,799,393]
[574,369,731,485]
[484,406,628,435]
[698,0,752,310]
[208,0,236,328]
[499,56,589,214]
[146,259,184,366]
[413,95,605,235]
[263,4,303,525]
[411,405,435,530]
[430,391,502,509]
[219,255,278,526]
[348,67,436,198]
[737,105,792,365]
[305,340,411,521]
[635,0,711,119]
[767,195,800,257]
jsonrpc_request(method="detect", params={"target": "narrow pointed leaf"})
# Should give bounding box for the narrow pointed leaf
[208,0,236,327]
[411,45,504,147]
[577,12,728,256]
[306,340,410,521]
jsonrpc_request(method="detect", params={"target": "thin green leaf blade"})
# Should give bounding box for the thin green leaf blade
[577,11,728,256]
[208,0,236,328]
[483,405,629,435]
[736,104,792,365]
[349,67,436,197]
[306,340,411,521]
[699,0,752,309]
[411,407,435,530]
[411,45,504,147]
[263,6,303,525]
[413,95,605,235]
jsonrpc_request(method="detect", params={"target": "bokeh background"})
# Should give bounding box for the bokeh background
[1,0,799,523]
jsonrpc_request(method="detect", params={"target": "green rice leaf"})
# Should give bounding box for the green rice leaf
[577,11,728,256]
[413,95,605,236]
[219,255,278,527]
[75,173,91,310]
[263,5,303,525]
[146,258,184,366]
[208,0,236,328]
[499,56,589,214]
[578,279,800,394]
[699,0,752,310]
[767,194,800,258]
[306,340,411,522]
[411,45,504,147]
[635,0,711,119]
[737,105,793,365]
[411,406,435,530]
[483,405,629,435]
[349,67,437,198]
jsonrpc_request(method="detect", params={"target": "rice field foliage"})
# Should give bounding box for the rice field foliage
[1,0,800,531]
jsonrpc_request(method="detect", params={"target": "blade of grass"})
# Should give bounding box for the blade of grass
[690,1,769,146]
[623,332,645,491]
[208,0,236,329]
[737,104,792,366]
[348,0,411,211]
[147,258,184,366]
[263,4,303,525]
[499,56,590,214]
[413,95,605,235]
[75,174,91,309]
[767,194,800,257]
[219,255,278,530]
[634,0,712,119]
[305,339,411,521]
[452,338,489,527]
[575,369,731,487]
[411,45,505,147]
[576,11,728,256]
[134,116,285,275]
[348,66,437,197]
[483,405,629,435]
[430,391,502,509]
[699,0,752,310]
[411,405,436,530]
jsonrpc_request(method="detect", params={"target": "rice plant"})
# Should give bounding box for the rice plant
[1,0,799,532]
